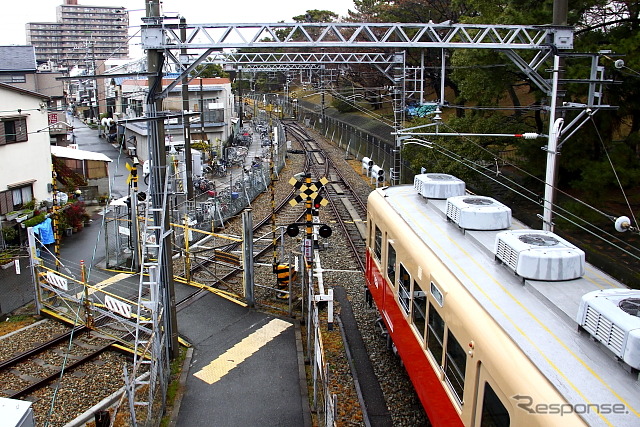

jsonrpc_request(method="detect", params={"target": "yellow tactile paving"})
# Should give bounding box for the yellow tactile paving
[193,318,292,385]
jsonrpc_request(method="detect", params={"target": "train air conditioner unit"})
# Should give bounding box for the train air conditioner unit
[446,196,512,231]
[577,289,640,370]
[413,173,465,199]
[494,230,585,281]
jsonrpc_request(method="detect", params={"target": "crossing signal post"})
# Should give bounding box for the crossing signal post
[287,174,330,264]
[278,173,332,301]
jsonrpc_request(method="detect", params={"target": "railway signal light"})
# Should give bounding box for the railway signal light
[126,162,139,185]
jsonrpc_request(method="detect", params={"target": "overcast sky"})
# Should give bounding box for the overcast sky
[0,0,355,57]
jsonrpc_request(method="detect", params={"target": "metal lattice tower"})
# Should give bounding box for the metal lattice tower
[128,141,172,425]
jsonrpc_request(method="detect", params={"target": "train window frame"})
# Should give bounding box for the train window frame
[397,263,411,315]
[386,240,396,287]
[430,281,444,307]
[474,369,511,427]
[410,282,427,342]
[426,302,445,370]
[444,330,467,406]
[374,225,382,261]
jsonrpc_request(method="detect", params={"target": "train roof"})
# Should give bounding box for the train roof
[372,183,640,426]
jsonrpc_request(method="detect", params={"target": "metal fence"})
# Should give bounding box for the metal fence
[301,257,337,427]
[103,119,287,271]
[280,97,416,183]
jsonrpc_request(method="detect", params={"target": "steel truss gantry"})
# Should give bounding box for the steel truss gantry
[147,21,573,101]
[142,21,573,51]
[140,20,611,187]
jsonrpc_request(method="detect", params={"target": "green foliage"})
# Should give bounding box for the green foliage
[553,199,604,232]
[190,63,228,78]
[190,141,212,152]
[292,9,339,22]
[346,0,640,202]
[2,226,18,244]
[23,214,46,228]
[23,199,36,210]
[331,97,358,113]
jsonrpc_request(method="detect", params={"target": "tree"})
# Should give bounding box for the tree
[189,62,228,79]
[292,9,339,23]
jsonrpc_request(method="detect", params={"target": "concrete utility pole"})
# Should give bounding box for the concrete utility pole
[181,17,194,199]
[147,0,179,357]
[542,0,569,231]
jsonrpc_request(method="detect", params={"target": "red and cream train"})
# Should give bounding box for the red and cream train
[365,173,640,426]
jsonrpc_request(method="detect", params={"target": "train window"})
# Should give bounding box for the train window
[430,281,444,307]
[374,225,382,260]
[480,382,510,426]
[387,242,396,285]
[427,303,444,366]
[398,264,411,315]
[444,331,467,405]
[411,285,426,340]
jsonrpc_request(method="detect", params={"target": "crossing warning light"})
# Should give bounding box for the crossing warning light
[319,224,332,238]
[286,224,300,237]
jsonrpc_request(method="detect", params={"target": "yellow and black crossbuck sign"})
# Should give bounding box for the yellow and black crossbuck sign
[288,176,330,207]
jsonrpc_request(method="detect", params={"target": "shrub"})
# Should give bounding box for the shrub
[62,201,89,229]
[24,214,46,228]
[2,226,18,244]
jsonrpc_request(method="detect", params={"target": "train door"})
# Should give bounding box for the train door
[473,366,511,427]
[384,239,397,313]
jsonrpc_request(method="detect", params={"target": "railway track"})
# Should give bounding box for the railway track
[175,119,422,425]
[175,125,310,309]
[2,117,425,426]
[285,120,368,271]
[0,321,131,426]
[0,325,118,399]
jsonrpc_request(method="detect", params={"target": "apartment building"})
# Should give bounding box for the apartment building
[26,0,129,67]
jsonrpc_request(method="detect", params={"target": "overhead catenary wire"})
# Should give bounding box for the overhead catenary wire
[434,119,634,225]
[413,139,640,261]
[587,114,639,228]
[405,126,640,261]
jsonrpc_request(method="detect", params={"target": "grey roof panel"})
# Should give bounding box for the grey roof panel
[0,46,37,72]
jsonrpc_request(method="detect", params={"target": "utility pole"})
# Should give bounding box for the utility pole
[147,0,179,357]
[238,67,243,129]
[320,60,326,133]
[199,78,205,141]
[542,0,569,231]
[181,17,194,199]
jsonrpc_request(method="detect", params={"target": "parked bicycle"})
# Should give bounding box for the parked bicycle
[193,175,214,193]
